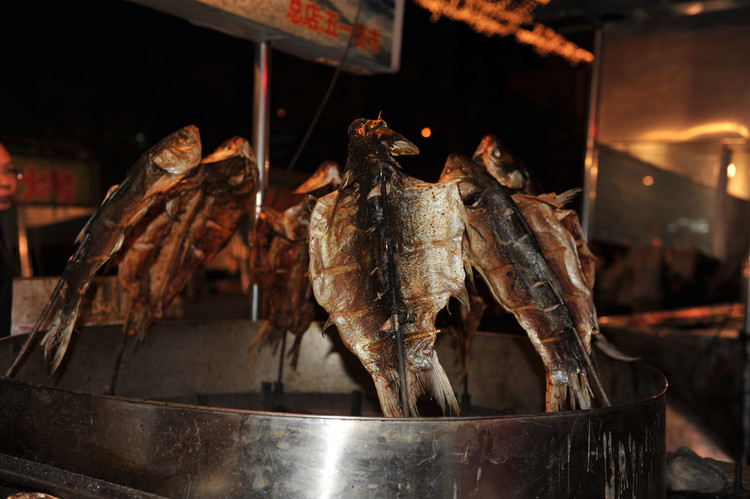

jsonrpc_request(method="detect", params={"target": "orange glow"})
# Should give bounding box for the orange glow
[410,0,593,64]
[276,108,287,118]
[727,163,736,179]
[642,175,654,186]
[639,122,750,142]
[421,127,432,138]
[652,237,662,247]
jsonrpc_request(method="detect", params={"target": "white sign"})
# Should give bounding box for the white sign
[129,0,404,74]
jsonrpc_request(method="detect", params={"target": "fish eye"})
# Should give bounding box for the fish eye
[464,192,482,208]
[492,149,502,159]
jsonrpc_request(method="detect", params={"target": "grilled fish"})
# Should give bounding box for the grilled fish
[41,125,202,373]
[440,152,608,411]
[474,135,613,356]
[473,134,595,285]
[308,118,466,417]
[249,199,316,368]
[118,136,257,340]
[249,161,342,368]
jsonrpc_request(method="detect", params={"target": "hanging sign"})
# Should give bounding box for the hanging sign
[128,0,405,74]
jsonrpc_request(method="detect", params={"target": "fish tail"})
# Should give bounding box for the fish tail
[287,335,304,370]
[372,355,461,418]
[41,304,80,375]
[545,368,593,412]
[122,306,153,342]
[373,373,402,418]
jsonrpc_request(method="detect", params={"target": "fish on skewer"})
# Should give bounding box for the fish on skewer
[472,134,596,285]
[440,152,610,411]
[36,126,202,374]
[472,135,635,361]
[249,161,342,368]
[249,199,317,368]
[308,118,467,417]
[118,137,258,340]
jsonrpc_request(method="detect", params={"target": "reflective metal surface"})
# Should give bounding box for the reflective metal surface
[0,321,666,498]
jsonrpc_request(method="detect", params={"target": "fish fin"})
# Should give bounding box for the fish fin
[453,284,470,312]
[76,182,121,243]
[144,173,181,199]
[248,319,275,350]
[464,261,475,289]
[593,333,640,362]
[122,306,154,342]
[419,356,460,416]
[165,197,180,221]
[373,373,402,417]
[555,188,582,207]
[41,304,80,375]
[74,221,90,246]
[321,316,335,335]
[326,190,343,232]
[287,335,304,370]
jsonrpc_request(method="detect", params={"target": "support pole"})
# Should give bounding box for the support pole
[581,26,602,240]
[742,247,750,464]
[251,41,271,321]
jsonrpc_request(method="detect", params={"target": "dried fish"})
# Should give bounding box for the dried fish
[40,125,202,373]
[440,152,609,411]
[249,161,342,368]
[249,198,317,368]
[118,136,258,340]
[308,118,466,417]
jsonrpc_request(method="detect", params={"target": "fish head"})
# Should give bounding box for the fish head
[293,160,343,194]
[150,125,202,175]
[472,135,529,191]
[441,153,486,208]
[201,136,258,186]
[348,118,419,158]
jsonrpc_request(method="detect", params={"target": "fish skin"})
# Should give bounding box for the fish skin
[308,118,465,417]
[249,199,317,368]
[440,152,595,411]
[42,125,202,373]
[473,135,616,359]
[513,193,598,353]
[118,136,257,341]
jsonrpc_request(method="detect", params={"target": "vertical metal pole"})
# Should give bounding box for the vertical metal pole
[713,146,731,261]
[251,41,271,321]
[581,25,603,240]
[743,249,750,464]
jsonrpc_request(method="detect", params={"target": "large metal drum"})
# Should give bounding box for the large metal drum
[0,321,666,498]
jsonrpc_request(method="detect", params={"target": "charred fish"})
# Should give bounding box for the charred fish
[119,136,258,340]
[23,125,202,375]
[440,152,609,411]
[308,118,466,417]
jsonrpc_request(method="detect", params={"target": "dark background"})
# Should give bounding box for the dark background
[0,0,594,199]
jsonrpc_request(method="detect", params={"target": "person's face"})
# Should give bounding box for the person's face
[0,144,19,211]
